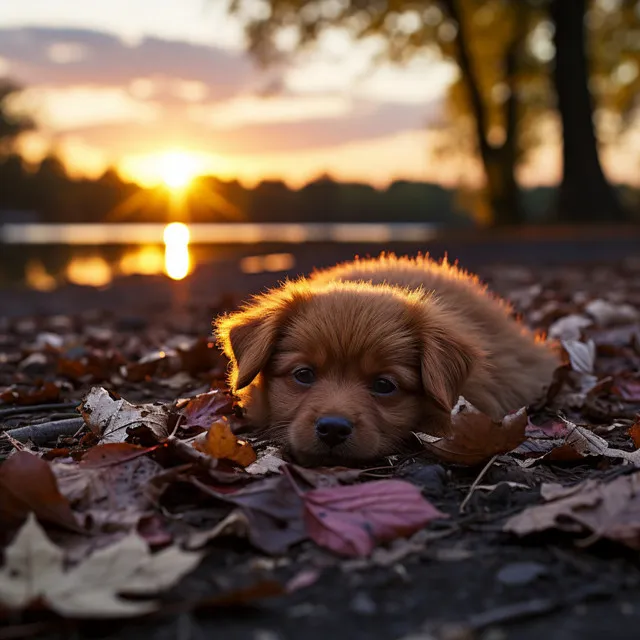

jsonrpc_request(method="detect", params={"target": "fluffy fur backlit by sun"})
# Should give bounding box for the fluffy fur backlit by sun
[214,254,559,466]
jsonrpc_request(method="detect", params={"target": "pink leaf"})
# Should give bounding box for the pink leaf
[303,479,446,557]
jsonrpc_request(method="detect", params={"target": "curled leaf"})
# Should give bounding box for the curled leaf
[416,399,527,466]
[193,419,256,467]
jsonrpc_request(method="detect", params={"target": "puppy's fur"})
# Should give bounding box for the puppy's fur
[215,255,559,466]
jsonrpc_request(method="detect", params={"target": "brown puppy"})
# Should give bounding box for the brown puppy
[215,254,559,466]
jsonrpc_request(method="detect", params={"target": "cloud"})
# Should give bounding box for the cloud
[17,86,160,130]
[0,25,446,173]
[51,98,438,155]
[0,27,256,99]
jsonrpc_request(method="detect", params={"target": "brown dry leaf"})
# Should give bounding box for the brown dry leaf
[193,419,256,467]
[416,399,527,466]
[0,381,61,406]
[0,514,202,618]
[51,449,164,533]
[79,386,170,444]
[0,452,83,533]
[504,472,640,549]
[558,418,640,465]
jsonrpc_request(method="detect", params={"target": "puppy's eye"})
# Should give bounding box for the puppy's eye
[293,367,315,386]
[371,377,397,395]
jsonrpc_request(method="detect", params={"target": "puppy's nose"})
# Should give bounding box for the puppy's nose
[315,416,353,448]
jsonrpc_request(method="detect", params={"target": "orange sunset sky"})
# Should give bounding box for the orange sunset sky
[1,0,638,189]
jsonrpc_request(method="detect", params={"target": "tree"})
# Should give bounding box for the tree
[230,0,544,225]
[550,0,625,222]
[0,81,33,153]
[230,0,635,225]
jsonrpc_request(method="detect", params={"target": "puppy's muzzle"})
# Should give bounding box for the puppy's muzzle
[315,415,353,448]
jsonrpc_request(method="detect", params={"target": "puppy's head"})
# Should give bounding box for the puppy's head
[215,281,482,466]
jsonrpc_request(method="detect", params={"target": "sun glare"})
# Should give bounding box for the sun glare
[163,222,190,280]
[158,151,199,190]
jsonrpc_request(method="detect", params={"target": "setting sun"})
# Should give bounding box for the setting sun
[118,149,228,189]
[158,151,199,190]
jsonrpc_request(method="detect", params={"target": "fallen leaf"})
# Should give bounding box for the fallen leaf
[0,514,202,617]
[0,382,61,406]
[561,339,596,374]
[79,386,170,444]
[191,474,306,554]
[80,443,159,468]
[52,452,164,533]
[629,421,640,449]
[548,314,592,341]
[558,419,640,465]
[185,510,250,550]
[0,452,82,532]
[193,419,256,467]
[176,389,233,431]
[245,448,287,475]
[303,479,446,557]
[417,399,527,466]
[288,464,363,489]
[504,472,640,549]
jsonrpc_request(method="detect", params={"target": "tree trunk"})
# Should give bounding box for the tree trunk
[441,0,523,226]
[550,0,626,222]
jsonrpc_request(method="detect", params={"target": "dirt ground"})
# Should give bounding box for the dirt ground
[2,235,640,640]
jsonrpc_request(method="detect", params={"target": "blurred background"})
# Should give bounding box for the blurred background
[1,0,640,312]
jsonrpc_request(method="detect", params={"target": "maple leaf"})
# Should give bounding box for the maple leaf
[192,419,257,467]
[0,514,202,618]
[79,386,170,444]
[303,479,446,557]
[416,399,527,466]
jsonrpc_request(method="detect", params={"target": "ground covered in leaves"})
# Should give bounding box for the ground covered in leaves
[2,258,640,640]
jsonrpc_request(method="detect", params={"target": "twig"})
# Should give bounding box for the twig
[459,454,498,513]
[3,418,85,444]
[0,402,79,420]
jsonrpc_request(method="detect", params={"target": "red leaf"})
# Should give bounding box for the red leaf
[0,452,83,532]
[629,421,640,449]
[176,390,234,431]
[80,443,158,468]
[303,479,446,557]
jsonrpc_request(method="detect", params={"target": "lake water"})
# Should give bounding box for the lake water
[0,222,438,289]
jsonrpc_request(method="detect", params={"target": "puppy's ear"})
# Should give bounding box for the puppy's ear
[214,284,306,391]
[414,298,484,412]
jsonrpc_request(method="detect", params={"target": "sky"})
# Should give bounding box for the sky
[0,0,634,189]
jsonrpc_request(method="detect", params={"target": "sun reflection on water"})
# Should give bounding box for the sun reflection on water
[118,246,165,276]
[65,255,113,287]
[163,222,190,281]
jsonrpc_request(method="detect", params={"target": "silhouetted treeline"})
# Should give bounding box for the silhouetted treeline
[1,154,639,227]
